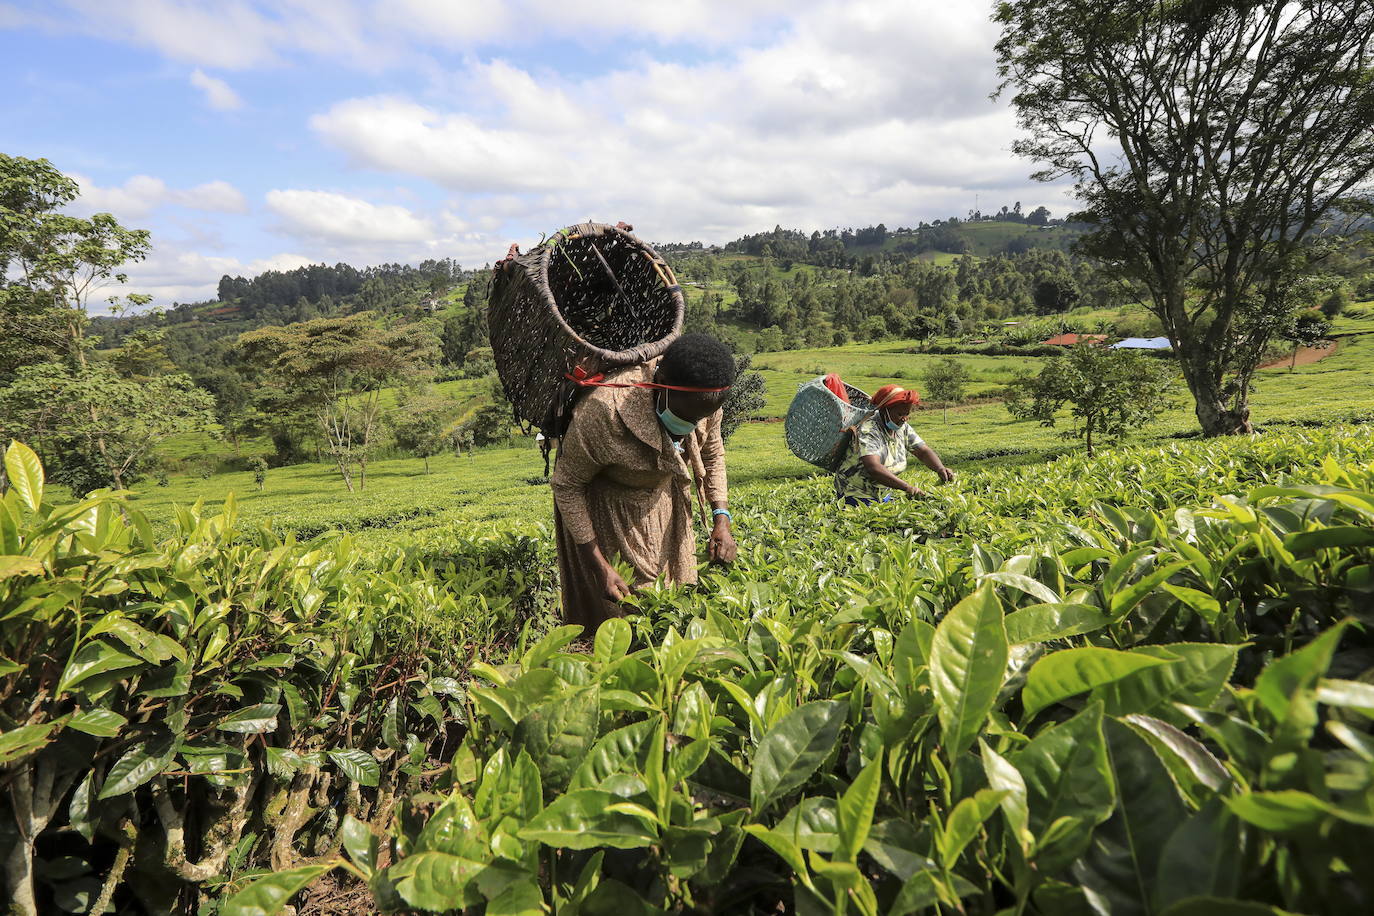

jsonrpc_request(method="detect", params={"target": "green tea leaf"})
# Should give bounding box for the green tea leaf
[1013,703,1114,869]
[744,824,812,882]
[58,641,141,695]
[1004,602,1109,644]
[1122,714,1230,796]
[1316,678,1374,715]
[1225,790,1354,831]
[1109,560,1189,617]
[570,719,656,790]
[0,722,57,765]
[594,618,633,665]
[215,703,281,734]
[1283,526,1374,554]
[940,788,1007,868]
[519,788,657,849]
[522,624,583,670]
[1074,718,1187,916]
[837,751,882,862]
[514,687,599,792]
[982,571,1061,604]
[1254,622,1349,745]
[4,441,44,512]
[929,585,1008,756]
[99,735,177,798]
[327,749,380,787]
[0,555,44,579]
[980,739,1031,853]
[1022,647,1174,719]
[67,708,128,738]
[750,699,847,811]
[1161,585,1222,627]
[1155,799,1242,909]
[1097,644,1240,718]
[390,851,485,911]
[220,863,336,916]
[340,814,377,878]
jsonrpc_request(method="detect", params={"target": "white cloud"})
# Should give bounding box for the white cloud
[88,248,315,310]
[306,0,1068,248]
[71,174,249,219]
[19,0,1077,290]
[35,0,798,70]
[190,68,243,110]
[265,189,436,243]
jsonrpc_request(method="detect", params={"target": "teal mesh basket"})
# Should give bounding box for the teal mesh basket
[784,377,875,471]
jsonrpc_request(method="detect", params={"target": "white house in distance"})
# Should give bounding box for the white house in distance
[1110,336,1173,350]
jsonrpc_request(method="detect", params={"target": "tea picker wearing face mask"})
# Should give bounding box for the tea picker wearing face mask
[833,384,955,506]
[550,333,738,631]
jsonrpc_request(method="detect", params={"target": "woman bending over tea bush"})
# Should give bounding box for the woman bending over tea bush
[834,383,955,506]
[550,333,739,631]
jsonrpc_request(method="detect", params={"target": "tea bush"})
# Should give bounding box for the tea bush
[0,443,556,914]
[216,425,1374,914]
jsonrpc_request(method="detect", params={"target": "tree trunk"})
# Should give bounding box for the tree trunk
[1183,362,1253,436]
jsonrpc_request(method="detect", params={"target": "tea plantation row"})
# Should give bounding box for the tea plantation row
[2,425,1373,913]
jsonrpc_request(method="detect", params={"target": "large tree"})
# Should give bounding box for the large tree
[237,316,436,490]
[1,155,213,489]
[995,1,1374,434]
[0,154,151,371]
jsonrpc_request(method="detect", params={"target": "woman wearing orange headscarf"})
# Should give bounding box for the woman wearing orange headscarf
[833,384,955,506]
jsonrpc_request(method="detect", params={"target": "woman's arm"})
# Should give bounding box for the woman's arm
[859,454,926,496]
[912,443,955,482]
[699,411,736,563]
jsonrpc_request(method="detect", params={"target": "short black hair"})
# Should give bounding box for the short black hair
[658,333,736,389]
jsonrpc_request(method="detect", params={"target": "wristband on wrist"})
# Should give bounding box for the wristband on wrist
[712,508,731,520]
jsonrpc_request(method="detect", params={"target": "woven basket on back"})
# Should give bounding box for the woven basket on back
[488,222,685,436]
[784,377,875,471]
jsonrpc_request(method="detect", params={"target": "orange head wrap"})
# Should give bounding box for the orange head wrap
[871,384,919,409]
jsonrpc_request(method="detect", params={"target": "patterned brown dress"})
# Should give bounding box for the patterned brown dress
[549,361,728,632]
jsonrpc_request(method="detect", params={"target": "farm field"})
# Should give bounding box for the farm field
[15,276,1374,916]
[9,410,1374,913]
[126,320,1374,546]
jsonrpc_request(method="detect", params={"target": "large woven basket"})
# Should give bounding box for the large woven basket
[784,377,875,471]
[488,222,685,434]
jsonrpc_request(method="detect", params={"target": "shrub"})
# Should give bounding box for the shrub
[248,456,268,490]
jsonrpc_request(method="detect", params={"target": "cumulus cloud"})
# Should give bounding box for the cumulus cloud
[307,0,1066,247]
[190,68,243,110]
[34,0,795,70]
[18,0,1075,289]
[71,174,249,219]
[265,189,436,243]
[88,248,315,310]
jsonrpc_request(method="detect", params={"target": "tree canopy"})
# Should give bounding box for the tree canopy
[996,0,1374,435]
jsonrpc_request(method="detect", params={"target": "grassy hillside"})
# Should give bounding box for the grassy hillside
[126,320,1374,547]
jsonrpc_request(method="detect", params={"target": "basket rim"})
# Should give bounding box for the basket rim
[532,222,685,365]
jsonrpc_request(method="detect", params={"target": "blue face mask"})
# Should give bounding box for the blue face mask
[885,418,903,432]
[657,392,698,437]
[658,406,697,436]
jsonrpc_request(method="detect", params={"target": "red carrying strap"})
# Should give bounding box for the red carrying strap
[564,366,729,393]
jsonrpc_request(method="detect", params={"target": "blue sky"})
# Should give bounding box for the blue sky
[1,1,1071,306]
